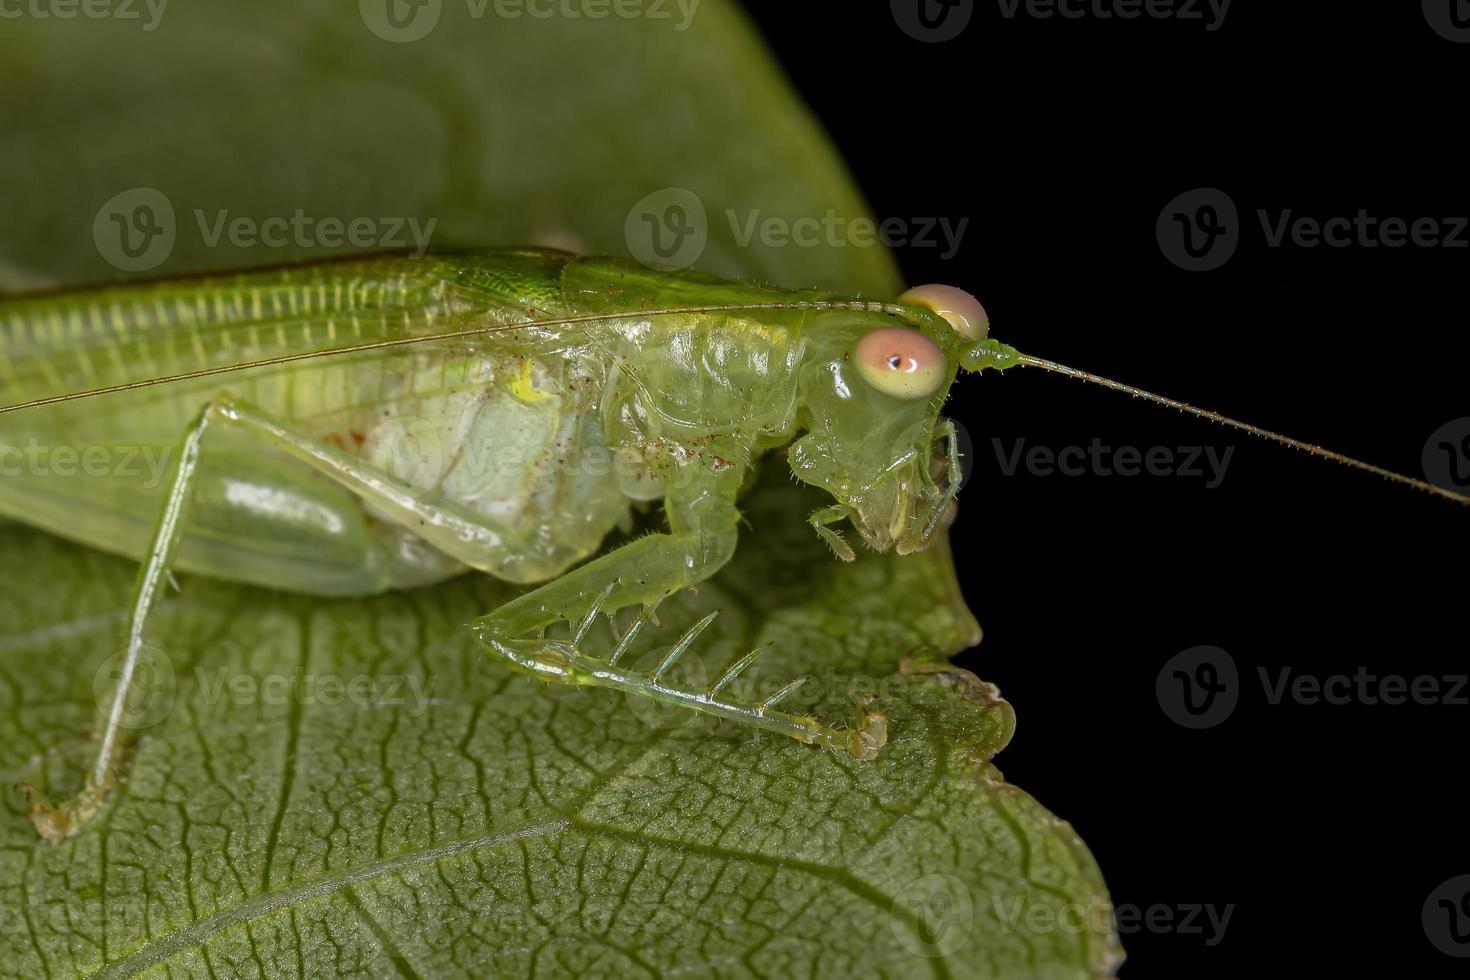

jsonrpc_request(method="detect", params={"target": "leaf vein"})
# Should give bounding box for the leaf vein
[92,820,571,979]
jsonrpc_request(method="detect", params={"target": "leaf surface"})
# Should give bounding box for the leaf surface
[0,3,1119,976]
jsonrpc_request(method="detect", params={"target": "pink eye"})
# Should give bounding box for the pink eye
[854,328,945,399]
[899,284,989,340]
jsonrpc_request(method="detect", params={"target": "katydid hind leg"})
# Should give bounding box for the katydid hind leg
[22,399,218,842]
[20,393,540,841]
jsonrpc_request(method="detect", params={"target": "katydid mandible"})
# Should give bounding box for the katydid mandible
[1,247,1460,843]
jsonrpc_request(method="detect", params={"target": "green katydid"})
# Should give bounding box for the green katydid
[0,247,1460,843]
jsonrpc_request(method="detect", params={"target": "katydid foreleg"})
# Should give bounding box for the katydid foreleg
[469,460,888,760]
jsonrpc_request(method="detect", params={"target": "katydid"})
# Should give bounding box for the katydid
[0,248,1460,843]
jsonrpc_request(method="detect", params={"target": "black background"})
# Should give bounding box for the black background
[744,2,1468,977]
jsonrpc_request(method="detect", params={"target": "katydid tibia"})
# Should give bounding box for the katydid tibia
[0,248,1460,843]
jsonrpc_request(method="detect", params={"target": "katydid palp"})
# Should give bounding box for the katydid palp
[0,247,1461,843]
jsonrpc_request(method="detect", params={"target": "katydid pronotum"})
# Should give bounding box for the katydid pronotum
[1,248,1461,842]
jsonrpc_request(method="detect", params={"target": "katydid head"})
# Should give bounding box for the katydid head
[787,285,1001,557]
[781,277,1469,562]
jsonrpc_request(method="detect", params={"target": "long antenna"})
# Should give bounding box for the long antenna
[1013,352,1469,505]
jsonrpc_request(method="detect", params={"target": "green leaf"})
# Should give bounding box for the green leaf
[0,2,1119,976]
[1,472,1118,978]
[0,0,897,295]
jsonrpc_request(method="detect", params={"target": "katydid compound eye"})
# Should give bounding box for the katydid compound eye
[899,284,989,340]
[854,328,945,400]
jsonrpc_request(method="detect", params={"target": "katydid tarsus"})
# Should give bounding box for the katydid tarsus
[0,248,1461,843]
